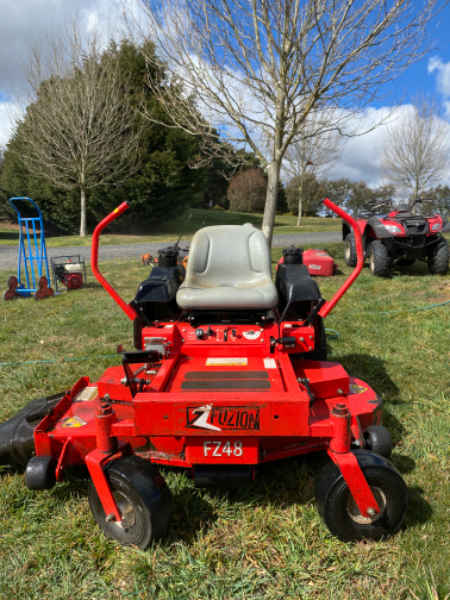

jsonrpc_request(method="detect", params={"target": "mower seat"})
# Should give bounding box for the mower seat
[176,225,278,309]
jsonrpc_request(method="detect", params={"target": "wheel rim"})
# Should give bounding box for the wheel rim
[369,248,375,272]
[344,242,350,261]
[111,491,136,530]
[346,487,386,525]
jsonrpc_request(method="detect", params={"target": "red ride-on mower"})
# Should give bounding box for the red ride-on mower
[0,198,409,549]
[343,198,450,276]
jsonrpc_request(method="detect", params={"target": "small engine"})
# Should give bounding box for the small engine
[51,256,87,292]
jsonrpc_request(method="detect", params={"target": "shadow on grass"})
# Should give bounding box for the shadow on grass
[335,353,402,404]
[405,486,433,527]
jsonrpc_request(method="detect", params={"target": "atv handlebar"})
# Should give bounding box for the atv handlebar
[91,201,138,321]
[318,198,364,319]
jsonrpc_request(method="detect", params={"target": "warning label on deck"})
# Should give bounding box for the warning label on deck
[349,384,368,394]
[74,387,98,402]
[263,358,277,369]
[61,416,87,428]
[206,358,248,366]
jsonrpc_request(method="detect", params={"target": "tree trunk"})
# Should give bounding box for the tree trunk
[297,176,304,226]
[261,161,281,246]
[80,187,87,237]
[412,184,419,215]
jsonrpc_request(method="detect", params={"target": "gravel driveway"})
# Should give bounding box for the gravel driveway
[0,231,341,271]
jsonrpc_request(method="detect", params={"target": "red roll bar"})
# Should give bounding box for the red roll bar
[91,201,138,321]
[318,198,364,319]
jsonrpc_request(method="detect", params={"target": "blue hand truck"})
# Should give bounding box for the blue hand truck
[3,197,54,300]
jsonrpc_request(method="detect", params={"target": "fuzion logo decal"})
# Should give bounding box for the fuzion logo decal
[186,404,260,431]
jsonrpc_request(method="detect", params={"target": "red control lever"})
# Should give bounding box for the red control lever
[91,202,138,321]
[318,198,364,319]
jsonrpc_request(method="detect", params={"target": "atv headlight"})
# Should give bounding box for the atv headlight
[384,224,402,233]
[431,223,442,232]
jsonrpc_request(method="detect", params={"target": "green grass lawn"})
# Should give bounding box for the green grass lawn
[0,210,340,247]
[0,244,449,599]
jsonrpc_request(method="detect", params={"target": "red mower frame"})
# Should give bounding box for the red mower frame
[3,198,408,548]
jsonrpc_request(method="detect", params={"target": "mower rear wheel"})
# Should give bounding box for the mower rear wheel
[363,426,392,458]
[88,455,172,550]
[369,241,389,277]
[427,237,449,275]
[344,233,358,267]
[316,460,408,542]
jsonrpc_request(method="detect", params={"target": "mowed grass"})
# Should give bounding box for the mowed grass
[0,210,339,247]
[0,243,450,599]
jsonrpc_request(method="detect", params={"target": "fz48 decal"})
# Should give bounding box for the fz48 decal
[186,404,260,431]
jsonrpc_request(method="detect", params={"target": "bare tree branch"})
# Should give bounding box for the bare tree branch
[9,18,143,236]
[379,94,450,208]
[125,0,445,244]
[284,115,344,225]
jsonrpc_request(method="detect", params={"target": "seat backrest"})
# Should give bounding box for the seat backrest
[183,225,272,288]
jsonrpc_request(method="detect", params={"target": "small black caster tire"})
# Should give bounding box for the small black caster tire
[316,457,408,542]
[88,455,172,550]
[25,455,57,490]
[344,233,358,267]
[363,426,392,458]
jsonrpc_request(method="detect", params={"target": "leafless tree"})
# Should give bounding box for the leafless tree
[284,119,344,225]
[379,95,450,207]
[126,0,443,245]
[227,168,267,213]
[10,20,143,236]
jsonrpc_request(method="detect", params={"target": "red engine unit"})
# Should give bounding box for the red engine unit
[51,255,87,292]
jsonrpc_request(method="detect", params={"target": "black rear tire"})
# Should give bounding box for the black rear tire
[369,241,390,277]
[363,426,392,458]
[427,237,449,275]
[316,459,408,542]
[344,233,358,267]
[88,455,172,550]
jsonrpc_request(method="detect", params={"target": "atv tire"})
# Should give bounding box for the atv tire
[427,237,449,276]
[369,241,389,277]
[344,233,358,267]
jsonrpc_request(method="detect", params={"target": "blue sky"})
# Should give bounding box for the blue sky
[0,0,449,187]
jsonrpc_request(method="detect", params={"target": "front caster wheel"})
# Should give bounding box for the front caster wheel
[88,455,173,550]
[363,426,392,458]
[316,456,408,542]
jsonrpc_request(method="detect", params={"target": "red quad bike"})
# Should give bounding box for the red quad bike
[343,198,450,276]
[0,198,409,549]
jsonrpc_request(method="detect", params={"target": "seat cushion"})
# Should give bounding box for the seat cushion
[176,225,278,309]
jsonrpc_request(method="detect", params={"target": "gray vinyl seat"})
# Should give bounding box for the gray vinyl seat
[176,225,278,309]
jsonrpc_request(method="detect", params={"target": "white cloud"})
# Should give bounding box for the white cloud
[0,102,14,148]
[428,57,450,96]
[0,0,123,97]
